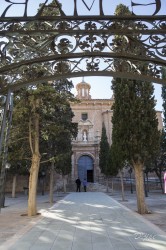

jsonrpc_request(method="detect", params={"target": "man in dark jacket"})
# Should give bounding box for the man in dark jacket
[75,177,81,192]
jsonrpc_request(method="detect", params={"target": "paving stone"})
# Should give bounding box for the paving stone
[0,192,166,250]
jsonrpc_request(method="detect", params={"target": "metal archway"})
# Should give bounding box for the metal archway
[0,0,166,206]
[0,0,165,94]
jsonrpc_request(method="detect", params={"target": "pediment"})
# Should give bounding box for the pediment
[78,119,93,127]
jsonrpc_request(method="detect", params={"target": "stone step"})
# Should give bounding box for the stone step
[66,182,112,193]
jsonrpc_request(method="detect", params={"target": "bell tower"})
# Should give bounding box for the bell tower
[76,77,91,100]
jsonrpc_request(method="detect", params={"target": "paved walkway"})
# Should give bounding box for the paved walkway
[111,190,166,233]
[1,192,166,250]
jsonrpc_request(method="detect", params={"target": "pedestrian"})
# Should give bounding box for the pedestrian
[75,177,81,192]
[83,178,87,192]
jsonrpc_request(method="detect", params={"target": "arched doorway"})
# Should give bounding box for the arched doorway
[78,155,94,183]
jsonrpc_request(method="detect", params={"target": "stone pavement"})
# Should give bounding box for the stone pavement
[0,192,66,247]
[109,190,166,233]
[0,192,166,250]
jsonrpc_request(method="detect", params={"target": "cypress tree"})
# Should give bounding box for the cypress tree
[99,124,110,175]
[111,5,160,214]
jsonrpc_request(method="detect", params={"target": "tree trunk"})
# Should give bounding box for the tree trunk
[28,153,40,216]
[111,177,114,195]
[62,175,66,193]
[28,99,41,217]
[133,162,149,214]
[49,162,55,204]
[119,170,125,201]
[159,178,164,193]
[155,170,164,193]
[106,176,109,193]
[145,172,149,193]
[12,175,17,198]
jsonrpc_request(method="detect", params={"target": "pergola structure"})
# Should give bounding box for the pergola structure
[0,0,166,206]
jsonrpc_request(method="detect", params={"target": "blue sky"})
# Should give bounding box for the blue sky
[0,0,165,111]
[1,0,166,17]
[71,77,163,111]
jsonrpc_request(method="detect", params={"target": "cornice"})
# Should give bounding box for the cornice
[70,98,114,106]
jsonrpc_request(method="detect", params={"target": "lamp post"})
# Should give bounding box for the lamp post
[128,167,133,194]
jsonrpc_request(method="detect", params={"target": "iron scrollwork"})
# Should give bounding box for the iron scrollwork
[0,0,166,93]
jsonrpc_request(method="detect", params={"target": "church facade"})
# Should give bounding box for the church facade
[70,80,163,183]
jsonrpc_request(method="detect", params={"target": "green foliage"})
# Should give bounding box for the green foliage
[111,78,160,165]
[148,74,166,189]
[54,151,72,176]
[99,124,110,175]
[149,70,166,185]
[111,4,160,166]
[107,146,119,176]
[114,4,131,15]
[38,0,61,16]
[155,76,166,171]
[145,130,166,192]
[8,79,78,176]
[99,124,118,177]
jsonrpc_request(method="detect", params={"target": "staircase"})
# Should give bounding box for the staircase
[66,181,112,193]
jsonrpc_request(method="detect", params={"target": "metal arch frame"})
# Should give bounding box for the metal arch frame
[0,2,165,139]
[0,0,166,208]
[0,89,13,209]
[0,2,165,153]
[0,70,165,95]
[0,13,166,93]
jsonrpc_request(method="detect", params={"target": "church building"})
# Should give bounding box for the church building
[70,79,163,183]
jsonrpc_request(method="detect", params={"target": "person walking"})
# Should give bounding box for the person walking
[83,178,87,192]
[75,177,81,192]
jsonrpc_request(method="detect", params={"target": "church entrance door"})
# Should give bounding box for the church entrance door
[78,156,94,183]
